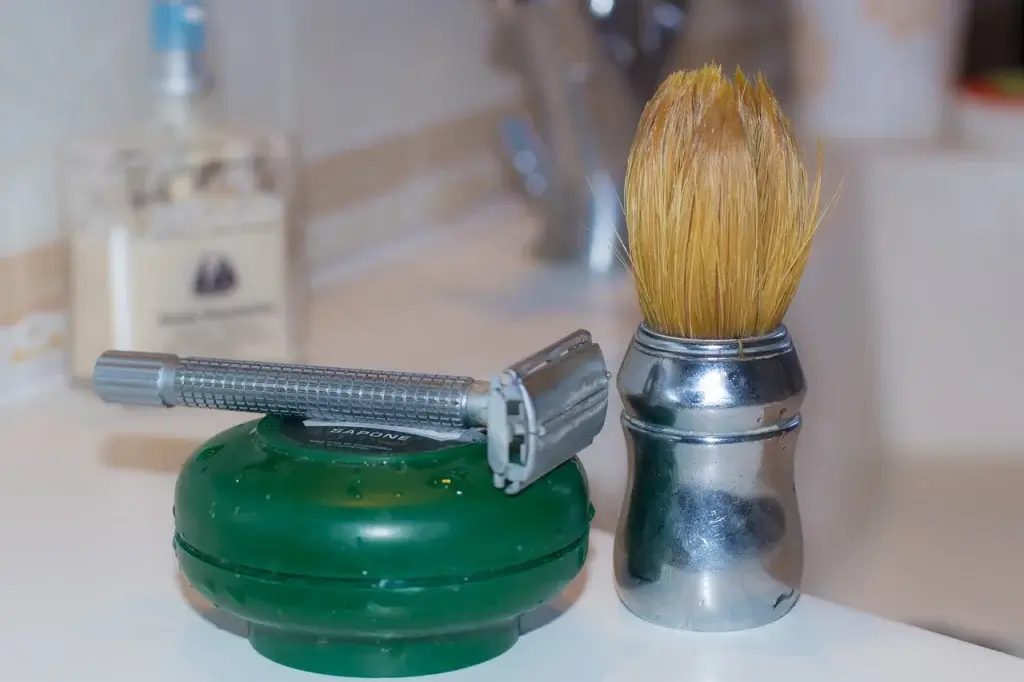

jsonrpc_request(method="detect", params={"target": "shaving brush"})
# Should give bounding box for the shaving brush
[613,65,827,632]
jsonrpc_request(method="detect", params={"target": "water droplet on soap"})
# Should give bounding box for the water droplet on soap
[347,485,363,499]
[265,494,272,500]
[456,490,464,496]
[361,570,369,576]
[394,493,402,499]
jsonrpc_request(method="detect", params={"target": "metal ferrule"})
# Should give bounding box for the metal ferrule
[614,324,805,631]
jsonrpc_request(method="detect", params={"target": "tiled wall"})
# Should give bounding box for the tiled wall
[0,0,521,400]
[221,0,522,274]
[0,0,150,400]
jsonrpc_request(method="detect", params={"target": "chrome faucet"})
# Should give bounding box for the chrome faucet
[492,0,791,274]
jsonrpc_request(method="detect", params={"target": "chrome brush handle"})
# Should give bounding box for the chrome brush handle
[92,329,611,494]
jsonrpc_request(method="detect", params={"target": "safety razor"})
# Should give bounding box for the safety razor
[92,329,610,494]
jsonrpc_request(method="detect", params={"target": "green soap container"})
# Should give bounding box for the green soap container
[173,416,593,677]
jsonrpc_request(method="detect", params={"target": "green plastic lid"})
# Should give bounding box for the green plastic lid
[174,415,592,582]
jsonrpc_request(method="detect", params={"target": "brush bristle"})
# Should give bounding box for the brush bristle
[624,64,826,340]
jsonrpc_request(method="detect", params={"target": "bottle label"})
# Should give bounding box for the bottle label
[122,214,292,360]
[62,132,297,380]
[277,419,486,455]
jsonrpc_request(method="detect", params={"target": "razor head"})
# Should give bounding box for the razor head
[487,329,611,494]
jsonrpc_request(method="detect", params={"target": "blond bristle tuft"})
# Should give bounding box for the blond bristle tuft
[624,64,826,339]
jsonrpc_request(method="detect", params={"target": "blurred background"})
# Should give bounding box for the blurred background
[2,0,1023,657]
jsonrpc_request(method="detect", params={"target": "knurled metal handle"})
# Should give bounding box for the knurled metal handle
[92,351,488,430]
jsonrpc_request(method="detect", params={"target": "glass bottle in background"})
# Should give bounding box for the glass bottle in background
[61,0,304,386]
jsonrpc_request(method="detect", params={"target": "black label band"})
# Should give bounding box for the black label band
[278,420,485,455]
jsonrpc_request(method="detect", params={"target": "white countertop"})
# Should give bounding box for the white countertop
[1,199,1022,681]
